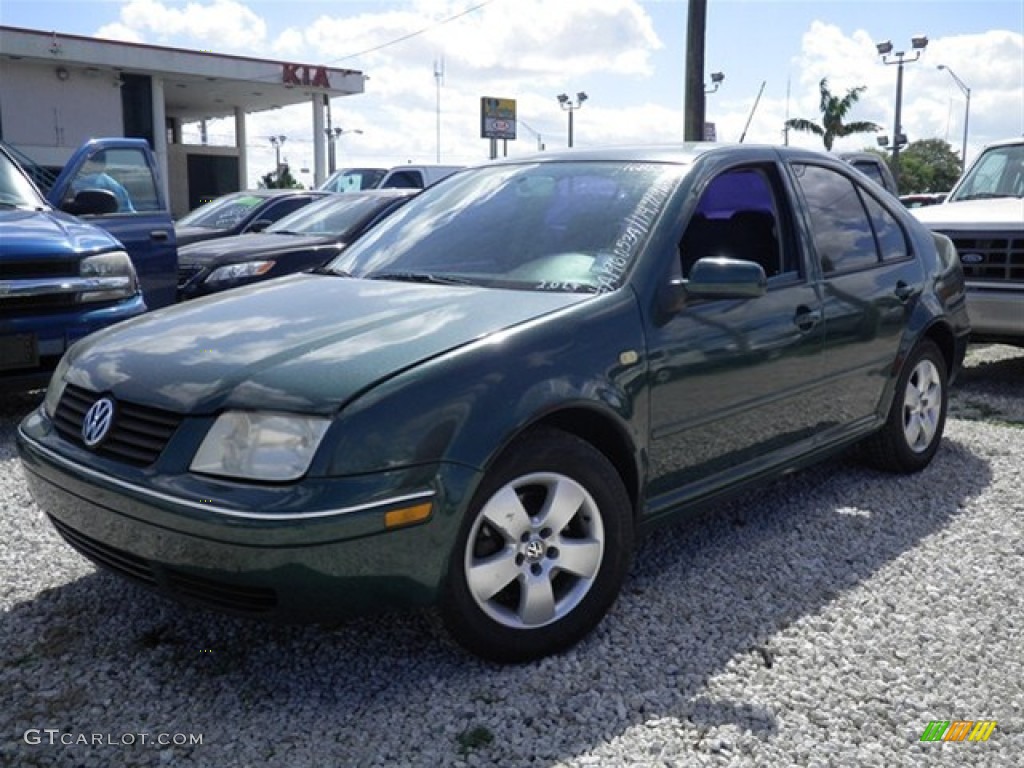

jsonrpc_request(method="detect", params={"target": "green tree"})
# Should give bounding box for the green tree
[892,139,963,194]
[259,164,303,189]
[786,78,881,151]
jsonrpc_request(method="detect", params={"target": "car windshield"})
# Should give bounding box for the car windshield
[319,168,387,193]
[0,150,47,209]
[176,193,270,230]
[948,143,1024,202]
[326,161,684,293]
[267,194,396,237]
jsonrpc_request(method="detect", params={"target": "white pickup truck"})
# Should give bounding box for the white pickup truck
[913,138,1024,346]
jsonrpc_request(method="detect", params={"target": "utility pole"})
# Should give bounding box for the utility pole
[683,0,707,141]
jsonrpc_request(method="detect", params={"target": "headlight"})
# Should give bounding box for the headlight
[190,412,330,481]
[78,251,139,302]
[205,261,276,284]
[42,355,71,418]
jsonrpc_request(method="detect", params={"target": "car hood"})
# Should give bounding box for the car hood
[63,274,590,414]
[174,226,228,248]
[178,233,334,267]
[1,207,121,258]
[912,197,1024,229]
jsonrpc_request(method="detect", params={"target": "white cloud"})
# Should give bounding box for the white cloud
[98,0,267,51]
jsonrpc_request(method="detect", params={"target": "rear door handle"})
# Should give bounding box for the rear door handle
[150,230,170,241]
[794,305,821,331]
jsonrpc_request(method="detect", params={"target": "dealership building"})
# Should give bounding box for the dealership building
[0,25,366,216]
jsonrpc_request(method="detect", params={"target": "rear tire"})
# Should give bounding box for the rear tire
[861,339,948,473]
[441,428,633,663]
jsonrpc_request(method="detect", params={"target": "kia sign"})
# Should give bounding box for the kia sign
[481,97,517,140]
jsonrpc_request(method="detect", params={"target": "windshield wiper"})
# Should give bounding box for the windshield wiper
[367,271,476,286]
[955,192,1016,201]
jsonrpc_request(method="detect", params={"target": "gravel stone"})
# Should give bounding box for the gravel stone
[2,344,1022,766]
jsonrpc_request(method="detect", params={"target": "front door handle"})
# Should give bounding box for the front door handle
[794,305,821,331]
[894,280,916,303]
[150,229,170,241]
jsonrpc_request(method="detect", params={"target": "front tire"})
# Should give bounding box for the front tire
[441,428,633,663]
[861,338,948,473]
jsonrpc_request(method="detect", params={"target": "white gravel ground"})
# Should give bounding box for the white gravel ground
[2,345,1022,767]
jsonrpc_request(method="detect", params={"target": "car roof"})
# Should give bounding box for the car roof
[481,142,842,168]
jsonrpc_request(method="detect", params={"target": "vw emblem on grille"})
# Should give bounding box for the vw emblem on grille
[81,397,115,448]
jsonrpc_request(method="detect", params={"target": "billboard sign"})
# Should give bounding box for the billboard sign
[481,97,517,140]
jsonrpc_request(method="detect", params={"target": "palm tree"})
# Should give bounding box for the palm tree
[786,78,881,150]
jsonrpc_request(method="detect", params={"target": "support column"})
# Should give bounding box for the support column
[234,106,248,189]
[312,95,326,187]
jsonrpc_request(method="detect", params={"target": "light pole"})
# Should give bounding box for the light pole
[557,91,588,148]
[269,135,287,175]
[937,64,971,170]
[325,127,362,174]
[876,34,928,193]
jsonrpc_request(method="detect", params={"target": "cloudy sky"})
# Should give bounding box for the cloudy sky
[5,0,1022,186]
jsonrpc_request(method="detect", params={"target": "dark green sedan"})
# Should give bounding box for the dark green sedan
[18,145,970,662]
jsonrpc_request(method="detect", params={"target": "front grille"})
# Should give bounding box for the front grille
[0,258,79,279]
[49,514,158,586]
[166,570,278,613]
[943,231,1024,282]
[54,384,182,465]
[48,515,278,614]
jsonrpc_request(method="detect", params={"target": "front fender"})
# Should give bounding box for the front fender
[314,290,648,480]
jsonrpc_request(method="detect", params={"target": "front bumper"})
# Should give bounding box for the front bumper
[17,409,478,622]
[964,283,1024,344]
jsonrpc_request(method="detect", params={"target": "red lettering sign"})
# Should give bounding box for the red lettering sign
[282,64,331,89]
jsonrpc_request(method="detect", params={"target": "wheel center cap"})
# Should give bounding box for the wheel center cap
[524,539,546,563]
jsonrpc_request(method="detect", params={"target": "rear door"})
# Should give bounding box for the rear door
[787,161,924,423]
[48,138,177,310]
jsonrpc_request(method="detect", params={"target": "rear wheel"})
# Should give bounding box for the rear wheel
[861,339,948,473]
[441,428,633,662]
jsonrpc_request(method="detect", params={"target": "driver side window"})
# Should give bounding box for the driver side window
[679,166,796,282]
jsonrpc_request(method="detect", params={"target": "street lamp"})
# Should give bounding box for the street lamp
[705,72,725,94]
[557,91,588,148]
[269,135,287,173]
[325,127,362,174]
[876,34,928,192]
[937,64,971,169]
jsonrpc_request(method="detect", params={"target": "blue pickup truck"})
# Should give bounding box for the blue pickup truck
[0,138,176,390]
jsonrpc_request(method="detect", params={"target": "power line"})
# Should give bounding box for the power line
[331,0,498,63]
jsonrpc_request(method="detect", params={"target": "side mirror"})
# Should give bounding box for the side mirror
[248,219,273,233]
[686,257,767,299]
[62,188,119,216]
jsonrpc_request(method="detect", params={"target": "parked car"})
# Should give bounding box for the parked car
[175,189,328,247]
[378,164,463,189]
[317,167,388,194]
[178,189,418,299]
[913,137,1024,346]
[1,138,175,391]
[18,144,969,662]
[838,151,899,196]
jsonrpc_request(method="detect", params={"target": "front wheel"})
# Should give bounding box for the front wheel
[441,428,633,663]
[861,339,948,473]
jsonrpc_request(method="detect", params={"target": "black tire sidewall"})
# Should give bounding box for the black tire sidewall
[441,428,633,663]
[888,339,948,471]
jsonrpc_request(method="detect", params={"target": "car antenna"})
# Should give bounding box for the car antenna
[739,80,766,143]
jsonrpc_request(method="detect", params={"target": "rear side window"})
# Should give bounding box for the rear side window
[381,171,425,189]
[862,193,909,262]
[792,164,879,274]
